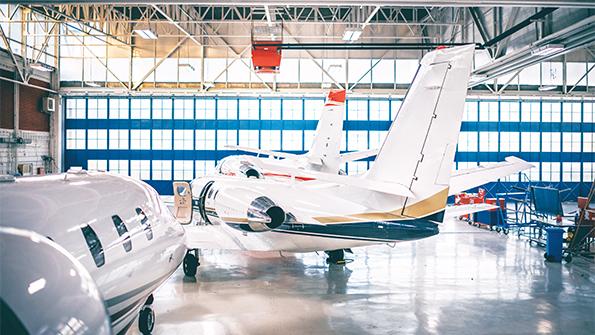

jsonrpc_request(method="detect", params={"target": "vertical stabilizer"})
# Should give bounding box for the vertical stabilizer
[364,45,475,216]
[306,89,346,173]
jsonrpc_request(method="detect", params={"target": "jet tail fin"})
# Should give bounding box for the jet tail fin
[364,45,476,217]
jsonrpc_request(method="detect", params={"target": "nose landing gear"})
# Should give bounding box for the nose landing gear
[138,294,155,335]
[183,249,200,277]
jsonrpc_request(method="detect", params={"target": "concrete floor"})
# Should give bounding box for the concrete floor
[130,218,595,335]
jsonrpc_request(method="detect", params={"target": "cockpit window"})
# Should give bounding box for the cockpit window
[81,225,105,267]
[136,207,153,241]
[112,215,132,252]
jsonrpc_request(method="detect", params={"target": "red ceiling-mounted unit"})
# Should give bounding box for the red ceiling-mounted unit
[251,22,283,74]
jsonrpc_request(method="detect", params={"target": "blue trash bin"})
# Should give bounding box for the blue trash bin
[545,227,564,262]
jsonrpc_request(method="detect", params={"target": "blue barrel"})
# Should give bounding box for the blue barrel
[545,227,564,262]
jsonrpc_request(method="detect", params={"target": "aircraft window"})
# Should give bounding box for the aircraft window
[112,215,132,252]
[136,207,153,241]
[80,225,105,267]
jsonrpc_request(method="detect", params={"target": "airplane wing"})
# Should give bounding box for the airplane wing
[258,161,415,198]
[444,203,499,217]
[225,145,298,159]
[449,157,533,196]
[340,149,379,163]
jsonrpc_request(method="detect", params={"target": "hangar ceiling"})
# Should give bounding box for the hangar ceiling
[0,2,594,94]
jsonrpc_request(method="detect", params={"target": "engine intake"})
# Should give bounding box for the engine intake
[244,196,286,232]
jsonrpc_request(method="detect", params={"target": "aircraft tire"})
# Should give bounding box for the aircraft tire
[183,252,198,277]
[138,305,155,335]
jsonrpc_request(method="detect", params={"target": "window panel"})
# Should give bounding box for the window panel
[521,101,540,122]
[260,130,281,150]
[282,99,303,120]
[196,98,216,119]
[479,101,498,122]
[348,59,371,83]
[282,130,303,151]
[217,130,237,149]
[369,100,389,120]
[542,132,561,152]
[303,130,315,150]
[173,130,193,150]
[347,131,368,151]
[239,99,259,119]
[304,99,324,120]
[499,132,520,152]
[109,99,129,119]
[174,99,194,119]
[108,159,128,176]
[218,99,238,119]
[391,100,403,120]
[195,130,216,150]
[457,132,478,152]
[152,130,172,150]
[173,160,194,180]
[109,129,129,150]
[464,101,478,121]
[369,131,388,149]
[479,132,498,152]
[584,133,594,152]
[195,160,216,177]
[152,160,172,180]
[521,132,540,152]
[562,132,581,152]
[87,129,107,149]
[152,99,172,119]
[87,159,107,171]
[395,59,419,84]
[239,130,259,148]
[130,160,150,180]
[348,100,368,120]
[584,101,593,123]
[66,99,86,119]
[542,101,561,122]
[584,162,595,183]
[500,101,520,122]
[66,129,86,149]
[371,59,395,84]
[261,99,281,119]
[130,99,150,119]
[541,162,560,182]
[130,129,150,150]
[562,162,581,182]
[87,99,107,119]
[525,162,540,181]
[562,102,582,123]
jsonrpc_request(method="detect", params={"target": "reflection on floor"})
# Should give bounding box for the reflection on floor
[129,218,595,335]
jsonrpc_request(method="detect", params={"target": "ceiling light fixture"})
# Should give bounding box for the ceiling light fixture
[29,62,53,72]
[531,44,565,57]
[134,29,158,40]
[85,82,101,87]
[538,85,557,91]
[342,28,363,42]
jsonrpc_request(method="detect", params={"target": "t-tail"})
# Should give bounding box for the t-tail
[305,89,346,173]
[364,45,475,220]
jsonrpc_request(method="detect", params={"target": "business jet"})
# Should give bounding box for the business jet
[217,89,378,180]
[174,44,532,273]
[0,171,186,335]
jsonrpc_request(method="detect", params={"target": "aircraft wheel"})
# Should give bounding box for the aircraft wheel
[183,251,199,277]
[564,254,573,263]
[139,305,155,335]
[495,227,501,233]
[503,228,509,235]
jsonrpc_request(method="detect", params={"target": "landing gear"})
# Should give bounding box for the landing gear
[325,249,345,265]
[183,249,200,277]
[138,294,155,335]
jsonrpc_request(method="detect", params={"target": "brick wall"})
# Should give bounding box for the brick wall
[0,70,14,129]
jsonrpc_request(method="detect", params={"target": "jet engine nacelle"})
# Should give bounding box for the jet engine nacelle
[217,156,264,179]
[211,186,286,233]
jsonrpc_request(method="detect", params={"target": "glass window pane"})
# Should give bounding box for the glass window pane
[66,99,86,119]
[87,159,107,171]
[218,99,238,119]
[196,98,216,119]
[347,100,367,120]
[347,131,368,151]
[153,99,172,119]
[282,99,303,120]
[261,99,281,120]
[196,130,216,150]
[87,99,107,119]
[260,130,281,150]
[174,99,194,119]
[369,100,389,120]
[239,99,259,119]
[239,130,259,148]
[109,99,129,119]
[152,130,172,150]
[108,159,128,176]
[521,132,540,152]
[152,160,172,180]
[173,160,194,180]
[173,130,194,150]
[130,160,150,180]
[131,130,151,150]
[217,130,237,149]
[109,129,129,150]
[282,130,303,151]
[130,99,150,119]
[87,129,107,149]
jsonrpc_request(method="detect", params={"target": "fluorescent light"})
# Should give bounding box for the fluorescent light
[85,82,101,87]
[134,29,158,40]
[29,62,53,72]
[342,28,363,42]
[28,278,46,295]
[179,63,195,71]
[531,44,565,56]
[538,85,557,91]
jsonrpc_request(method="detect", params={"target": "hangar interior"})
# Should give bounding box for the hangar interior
[0,1,594,335]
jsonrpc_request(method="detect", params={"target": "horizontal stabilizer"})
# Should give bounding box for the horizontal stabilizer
[258,161,414,198]
[340,149,379,163]
[444,203,499,218]
[449,156,533,196]
[225,145,298,159]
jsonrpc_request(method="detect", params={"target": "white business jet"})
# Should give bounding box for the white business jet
[174,44,532,273]
[217,89,378,180]
[0,171,186,335]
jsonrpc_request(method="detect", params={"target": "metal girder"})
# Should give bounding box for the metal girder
[132,36,189,90]
[26,2,595,9]
[0,25,25,82]
[468,8,492,57]
[495,7,520,58]
[152,5,203,47]
[483,8,558,48]
[568,63,594,93]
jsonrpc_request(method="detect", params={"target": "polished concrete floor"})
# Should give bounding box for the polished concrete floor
[130,218,595,335]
